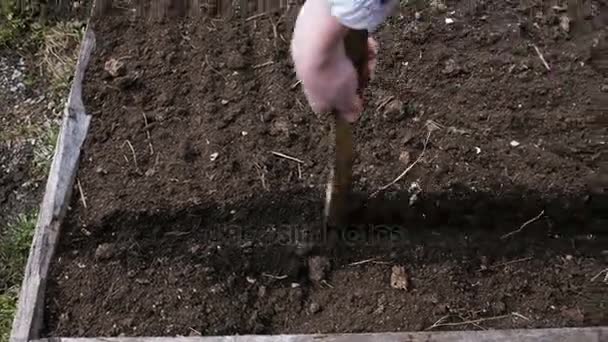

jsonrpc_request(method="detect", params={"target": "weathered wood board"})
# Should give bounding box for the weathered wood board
[7,1,608,342]
[9,10,97,342]
[29,327,608,342]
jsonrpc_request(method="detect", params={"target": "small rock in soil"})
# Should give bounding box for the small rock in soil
[383,99,404,120]
[308,256,330,282]
[258,285,267,298]
[390,265,409,290]
[399,151,411,165]
[601,84,608,92]
[442,58,460,75]
[104,58,126,77]
[309,302,321,314]
[560,15,570,33]
[94,243,116,260]
[430,0,447,12]
[95,166,107,175]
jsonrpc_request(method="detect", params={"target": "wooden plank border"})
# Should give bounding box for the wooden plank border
[31,327,608,342]
[9,7,98,342]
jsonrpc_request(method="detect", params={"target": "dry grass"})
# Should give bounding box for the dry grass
[40,20,85,97]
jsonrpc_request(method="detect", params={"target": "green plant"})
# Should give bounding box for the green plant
[0,211,37,290]
[0,210,37,341]
[0,10,27,48]
[0,289,18,342]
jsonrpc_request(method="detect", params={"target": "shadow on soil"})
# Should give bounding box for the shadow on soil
[65,187,608,283]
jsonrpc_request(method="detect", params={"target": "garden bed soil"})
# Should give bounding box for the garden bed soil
[44,0,607,337]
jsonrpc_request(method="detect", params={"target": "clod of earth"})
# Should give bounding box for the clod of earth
[399,151,411,165]
[383,99,405,121]
[309,302,322,314]
[390,265,409,291]
[560,15,571,32]
[430,0,447,13]
[308,256,331,282]
[103,58,126,77]
[94,243,116,260]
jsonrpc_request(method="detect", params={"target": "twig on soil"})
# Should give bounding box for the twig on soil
[77,178,87,209]
[165,231,190,237]
[348,257,381,266]
[245,12,266,21]
[262,273,288,280]
[296,98,305,110]
[290,80,302,89]
[425,313,513,330]
[488,256,533,269]
[371,130,432,197]
[512,312,531,321]
[124,140,139,171]
[271,151,305,164]
[142,112,154,155]
[590,268,608,282]
[189,327,202,336]
[532,44,551,71]
[376,96,395,112]
[457,315,486,330]
[321,280,334,288]
[267,14,283,50]
[253,161,269,191]
[500,210,545,239]
[253,61,274,69]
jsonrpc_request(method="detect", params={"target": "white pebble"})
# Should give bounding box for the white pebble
[11,69,22,80]
[474,147,481,154]
[241,131,248,136]
[210,152,219,161]
[510,140,520,147]
[445,18,454,24]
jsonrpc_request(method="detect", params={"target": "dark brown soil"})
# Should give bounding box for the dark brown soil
[44,0,607,337]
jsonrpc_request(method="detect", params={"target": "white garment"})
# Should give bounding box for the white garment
[328,0,398,32]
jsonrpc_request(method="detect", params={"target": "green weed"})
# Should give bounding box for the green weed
[0,210,37,342]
